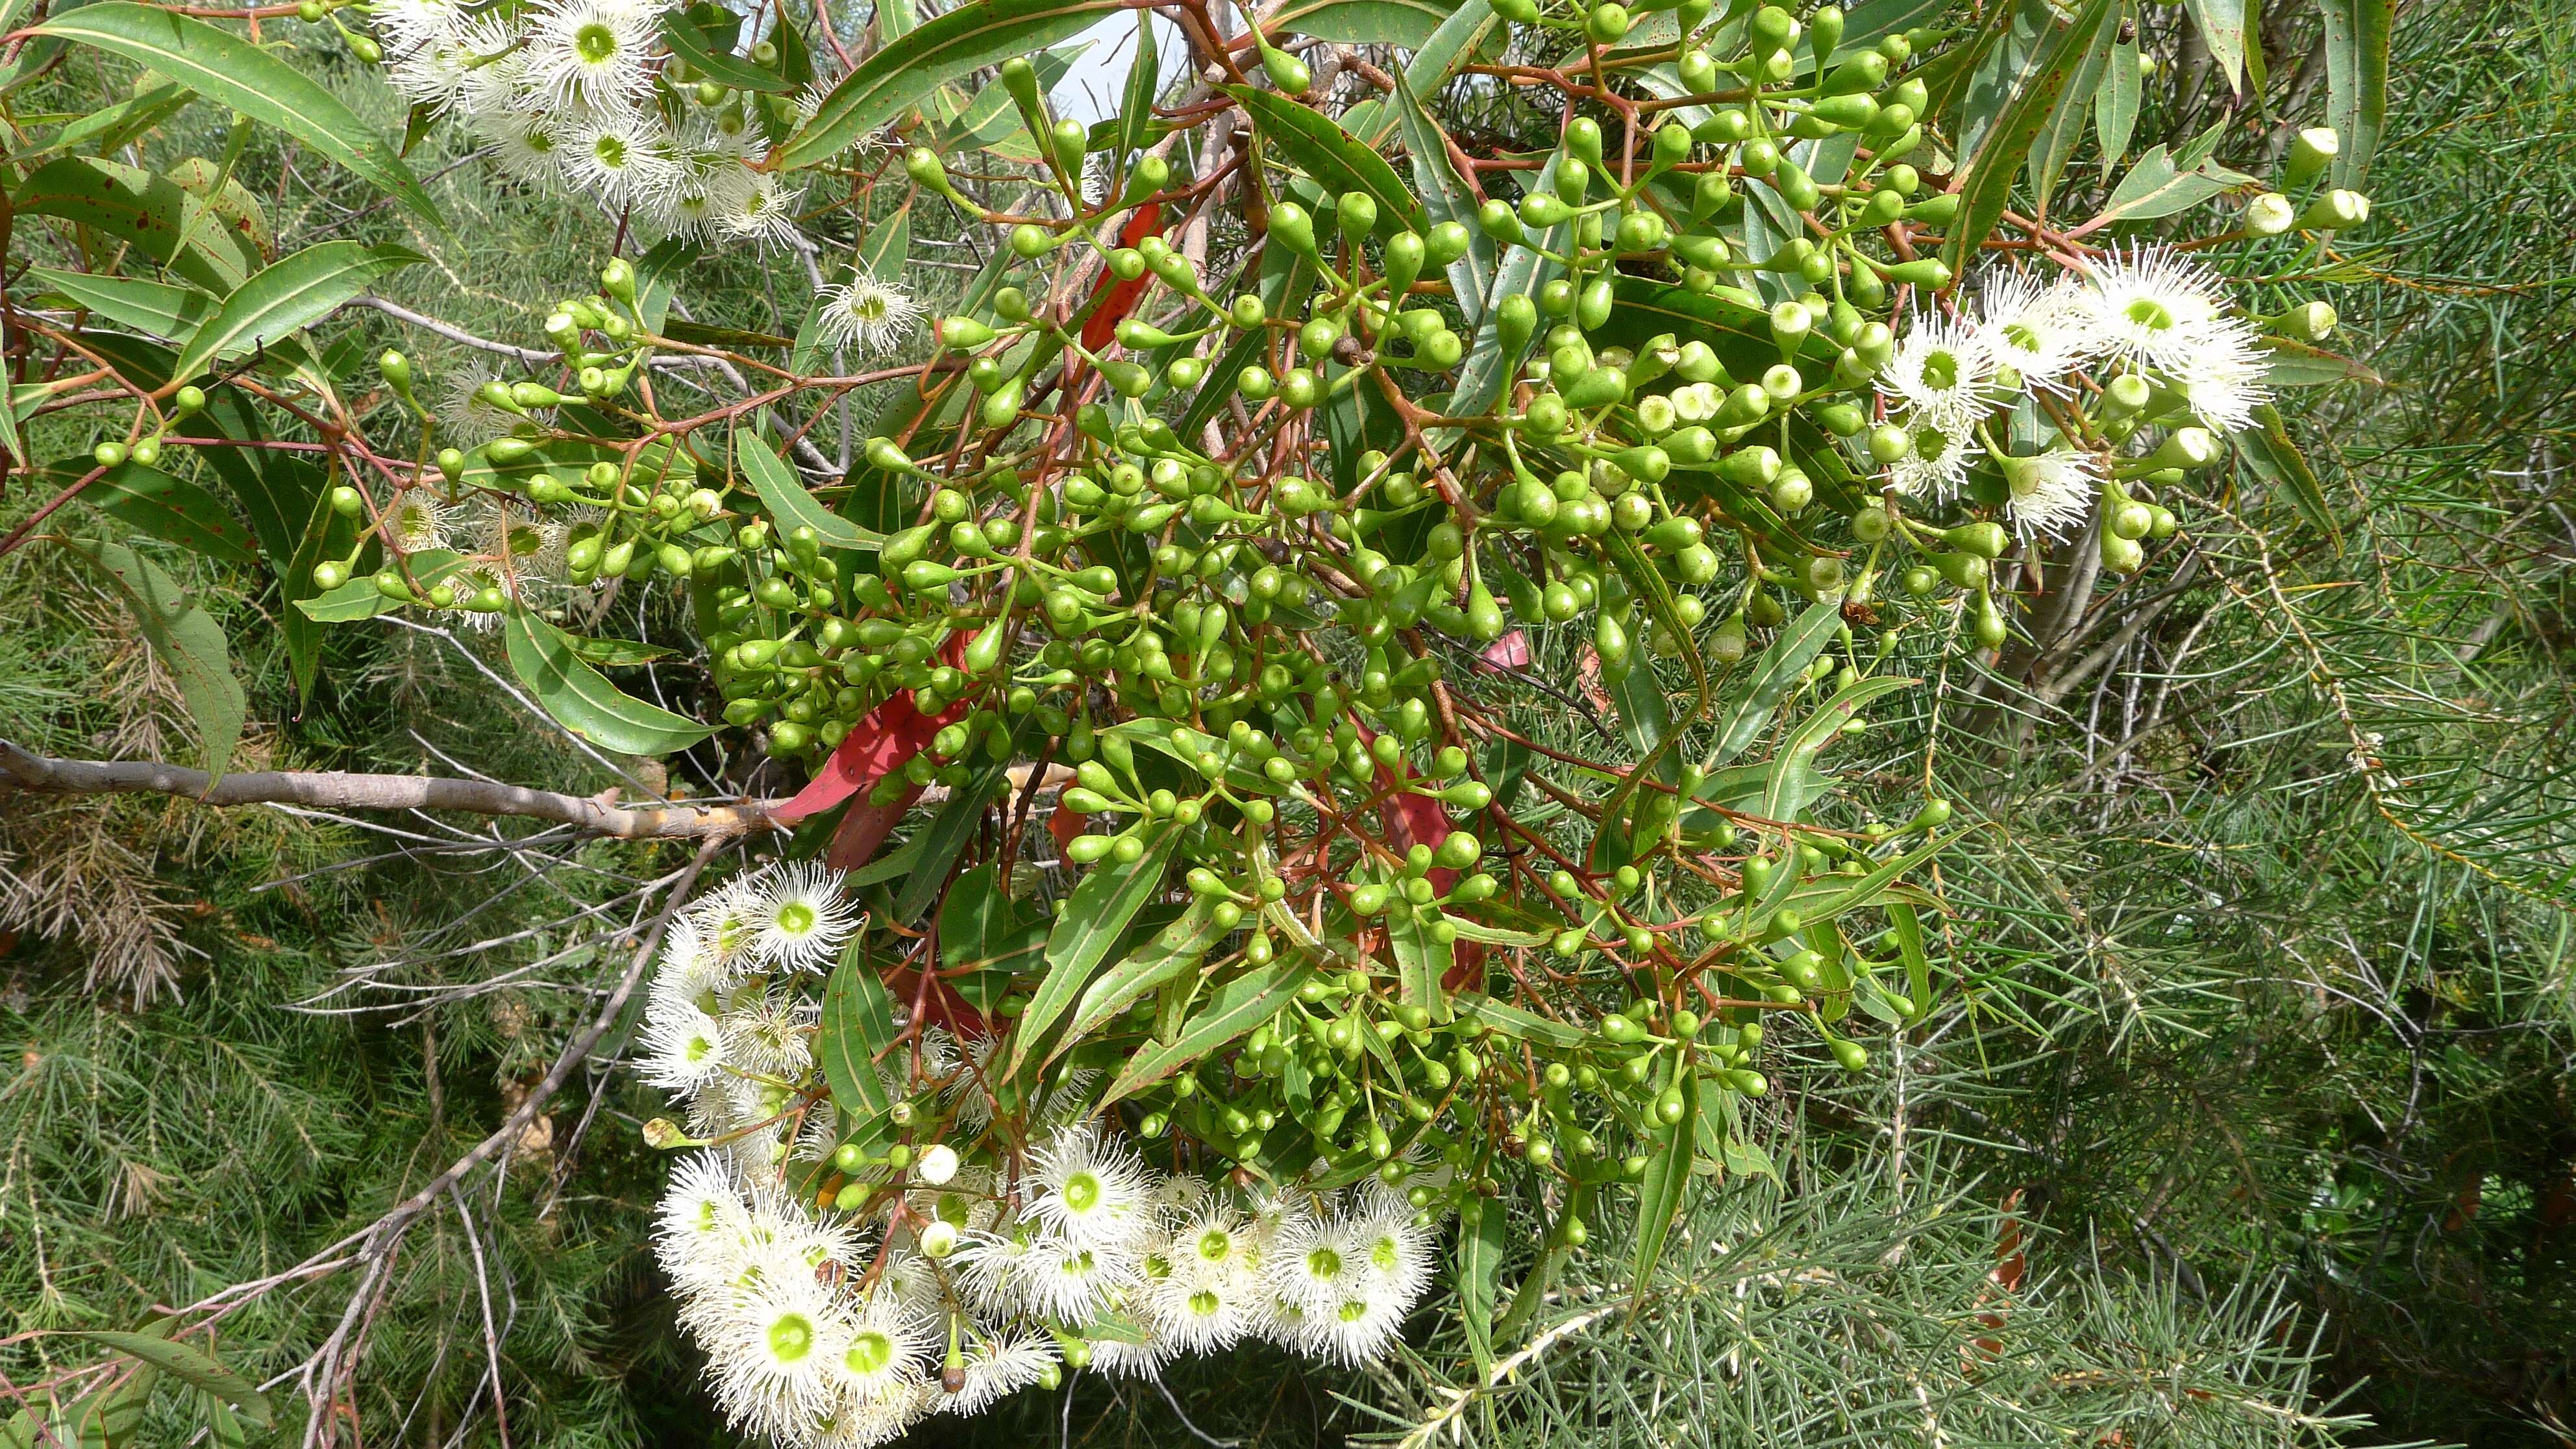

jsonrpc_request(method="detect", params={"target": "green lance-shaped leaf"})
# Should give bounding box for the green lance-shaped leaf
[57,460,260,566]
[1940,0,2118,278]
[55,1331,271,1428]
[28,267,219,340]
[1455,1192,1510,1371]
[34,4,442,227]
[2319,0,2391,187]
[659,9,795,90]
[1759,675,1914,824]
[2096,29,2140,160]
[1889,901,1934,1019]
[1452,991,1588,1049]
[2238,402,2340,554]
[1389,909,1455,1022]
[1228,85,1427,239]
[295,548,467,621]
[1271,0,1460,47]
[2027,11,2114,212]
[1629,1059,1698,1298]
[1063,898,1228,1045]
[737,432,882,549]
[1114,8,1160,161]
[1102,956,1317,1103]
[501,608,715,757]
[777,0,1131,167]
[57,537,245,780]
[819,939,900,1119]
[1706,601,1844,769]
[14,156,258,294]
[169,242,422,384]
[281,478,358,702]
[2179,0,2245,93]
[1004,823,1185,1082]
[1393,77,1494,325]
[891,760,1010,923]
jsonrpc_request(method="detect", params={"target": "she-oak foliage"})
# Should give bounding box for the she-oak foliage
[3,0,2566,1441]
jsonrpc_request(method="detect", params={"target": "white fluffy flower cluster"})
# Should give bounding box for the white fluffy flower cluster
[656,1130,1439,1445]
[639,866,1442,1443]
[641,860,860,1162]
[1877,245,2273,538]
[367,0,807,251]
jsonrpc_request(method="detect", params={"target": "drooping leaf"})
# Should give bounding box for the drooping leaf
[1889,901,1934,1019]
[1389,909,1455,1022]
[1231,86,1426,240]
[35,4,442,226]
[1452,991,1587,1049]
[1102,957,1317,1102]
[890,758,1009,923]
[2318,0,2393,186]
[2238,401,2340,552]
[1629,1063,1697,1297]
[501,608,715,756]
[2096,29,2141,160]
[169,242,422,384]
[1115,10,1161,162]
[57,536,245,779]
[56,1331,269,1428]
[819,939,899,1119]
[778,0,1131,167]
[2027,10,2114,212]
[280,478,360,701]
[1455,1193,1509,1370]
[2181,0,2244,92]
[1393,78,1493,325]
[29,266,219,340]
[57,460,256,565]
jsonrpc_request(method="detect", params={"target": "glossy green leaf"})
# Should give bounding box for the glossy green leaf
[501,608,715,756]
[56,1331,267,1428]
[1941,0,2117,277]
[58,537,245,779]
[1707,601,1843,768]
[35,4,441,226]
[1115,10,1160,160]
[13,156,258,293]
[1404,0,1497,91]
[1455,1193,1509,1370]
[2088,143,2236,227]
[1889,901,1933,1018]
[1102,957,1316,1102]
[1761,676,1913,824]
[738,432,881,549]
[63,460,258,565]
[778,0,1129,167]
[1452,991,1587,1048]
[1064,898,1225,1043]
[1629,1061,1697,1298]
[1006,823,1184,1080]
[1393,77,1493,325]
[29,266,218,340]
[1389,910,1455,1022]
[819,939,899,1119]
[170,242,422,384]
[2239,401,2340,553]
[941,861,1051,974]
[891,757,1011,923]
[2319,0,2391,186]
[295,549,466,621]
[1274,0,1457,46]
[2028,11,2114,212]
[1229,86,1426,238]
[660,8,795,90]
[40,80,191,158]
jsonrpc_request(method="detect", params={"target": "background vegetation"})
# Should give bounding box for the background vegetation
[4,0,2571,1443]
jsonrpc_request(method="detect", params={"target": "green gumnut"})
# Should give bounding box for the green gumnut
[1270,201,1319,257]
[1383,230,1426,297]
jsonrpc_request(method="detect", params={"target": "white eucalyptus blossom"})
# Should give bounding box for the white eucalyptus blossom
[811,274,923,358]
[2000,447,2104,539]
[1879,312,2003,432]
